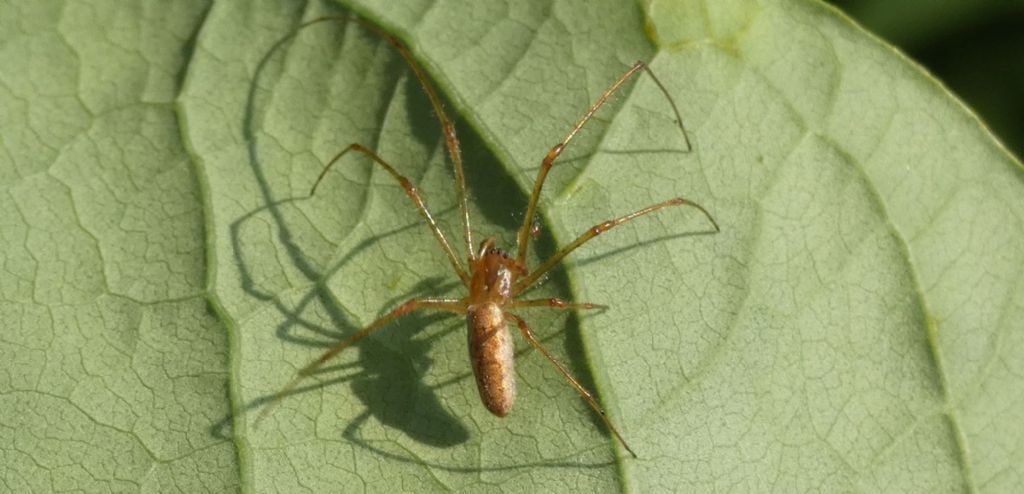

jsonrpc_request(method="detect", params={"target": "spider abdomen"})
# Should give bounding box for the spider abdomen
[467,302,516,417]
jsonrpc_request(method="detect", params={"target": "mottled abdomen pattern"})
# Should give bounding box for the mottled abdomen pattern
[467,302,516,416]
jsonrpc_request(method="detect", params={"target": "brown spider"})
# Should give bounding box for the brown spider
[260,16,719,458]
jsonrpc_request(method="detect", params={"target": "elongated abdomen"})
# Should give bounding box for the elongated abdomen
[467,303,516,417]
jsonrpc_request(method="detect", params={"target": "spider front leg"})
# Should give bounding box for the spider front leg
[294,15,476,263]
[514,61,692,266]
[505,312,637,458]
[312,143,470,284]
[256,297,465,425]
[514,197,719,294]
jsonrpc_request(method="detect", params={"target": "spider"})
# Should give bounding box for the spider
[260,16,719,458]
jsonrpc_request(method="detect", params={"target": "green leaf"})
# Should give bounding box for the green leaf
[0,0,235,492]
[2,0,1021,492]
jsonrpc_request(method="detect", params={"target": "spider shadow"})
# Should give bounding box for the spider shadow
[209,9,471,450]
[210,186,473,448]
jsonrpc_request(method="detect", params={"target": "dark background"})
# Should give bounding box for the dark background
[828,0,1024,160]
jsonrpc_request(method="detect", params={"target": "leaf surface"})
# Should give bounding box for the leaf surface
[2,0,1021,492]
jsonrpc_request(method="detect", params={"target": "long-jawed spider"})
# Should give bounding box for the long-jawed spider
[259,15,719,458]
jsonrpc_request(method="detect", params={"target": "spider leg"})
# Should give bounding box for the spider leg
[350,17,474,261]
[288,15,475,262]
[506,298,607,311]
[311,143,470,284]
[515,61,692,266]
[506,312,637,458]
[256,297,465,426]
[514,197,718,294]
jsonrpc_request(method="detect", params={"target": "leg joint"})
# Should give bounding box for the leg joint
[591,221,614,235]
[544,144,564,163]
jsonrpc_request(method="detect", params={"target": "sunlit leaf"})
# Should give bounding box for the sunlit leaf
[2,0,1021,491]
